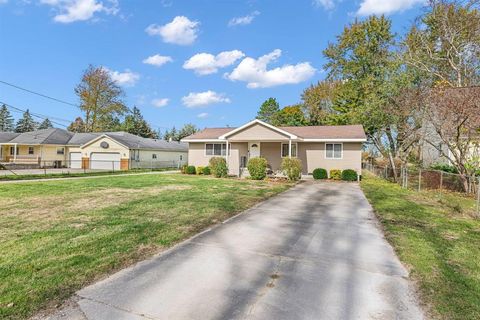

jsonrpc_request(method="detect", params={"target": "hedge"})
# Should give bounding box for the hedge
[281,158,302,181]
[341,169,358,181]
[209,157,228,178]
[186,165,196,175]
[312,168,328,180]
[247,157,268,180]
[329,169,342,180]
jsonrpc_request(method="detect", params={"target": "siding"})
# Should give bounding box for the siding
[298,142,362,175]
[260,142,282,172]
[187,142,247,176]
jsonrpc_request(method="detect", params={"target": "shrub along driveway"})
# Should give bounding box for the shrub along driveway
[65,181,424,319]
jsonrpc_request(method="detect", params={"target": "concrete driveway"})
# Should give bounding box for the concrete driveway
[57,181,424,320]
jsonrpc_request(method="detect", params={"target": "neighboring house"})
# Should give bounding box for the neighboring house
[0,128,188,170]
[182,119,366,177]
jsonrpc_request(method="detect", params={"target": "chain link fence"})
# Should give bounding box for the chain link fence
[363,162,480,215]
[0,160,185,177]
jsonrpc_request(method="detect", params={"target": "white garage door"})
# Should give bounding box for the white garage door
[90,153,121,170]
[69,152,82,169]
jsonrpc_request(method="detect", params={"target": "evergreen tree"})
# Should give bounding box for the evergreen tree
[15,109,37,133]
[123,107,158,138]
[177,123,198,140]
[256,98,280,124]
[0,104,14,132]
[38,118,53,129]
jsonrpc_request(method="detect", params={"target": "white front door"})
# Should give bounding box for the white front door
[248,142,261,158]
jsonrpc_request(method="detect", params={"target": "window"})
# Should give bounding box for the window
[152,154,157,159]
[56,147,65,155]
[180,155,183,161]
[28,147,34,155]
[281,143,297,157]
[9,146,18,155]
[205,143,230,156]
[326,143,342,159]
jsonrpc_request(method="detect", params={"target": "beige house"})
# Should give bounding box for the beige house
[182,119,366,177]
[0,129,188,170]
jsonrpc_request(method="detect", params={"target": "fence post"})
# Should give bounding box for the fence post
[439,171,443,191]
[405,167,408,189]
[476,176,480,216]
[418,169,422,192]
[112,161,114,173]
[44,161,47,176]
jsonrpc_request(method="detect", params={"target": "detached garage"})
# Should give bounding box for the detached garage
[90,152,121,170]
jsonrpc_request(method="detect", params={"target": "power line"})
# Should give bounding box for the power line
[0,80,78,107]
[0,101,69,128]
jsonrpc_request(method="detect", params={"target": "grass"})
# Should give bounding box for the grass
[0,167,176,181]
[0,173,293,319]
[361,172,480,320]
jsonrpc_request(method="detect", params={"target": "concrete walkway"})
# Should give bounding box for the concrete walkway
[51,181,424,320]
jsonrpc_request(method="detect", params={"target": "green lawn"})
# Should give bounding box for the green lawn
[361,173,480,320]
[0,174,293,319]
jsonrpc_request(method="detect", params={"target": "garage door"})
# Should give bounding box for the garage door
[69,152,82,169]
[90,153,121,170]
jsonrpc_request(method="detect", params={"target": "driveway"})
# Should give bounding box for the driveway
[54,181,424,320]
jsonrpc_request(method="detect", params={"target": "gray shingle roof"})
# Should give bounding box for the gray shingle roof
[0,129,188,152]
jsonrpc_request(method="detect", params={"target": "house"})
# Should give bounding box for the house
[0,128,188,170]
[182,119,366,177]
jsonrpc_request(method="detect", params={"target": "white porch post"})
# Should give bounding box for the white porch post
[225,140,229,173]
[13,144,17,162]
[288,139,292,158]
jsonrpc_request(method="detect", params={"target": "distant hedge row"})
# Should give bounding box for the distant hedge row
[313,168,358,181]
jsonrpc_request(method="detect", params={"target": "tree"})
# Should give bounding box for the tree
[75,65,128,132]
[0,104,14,132]
[177,123,199,141]
[256,98,280,124]
[403,0,480,87]
[423,86,480,191]
[273,105,307,126]
[163,127,178,141]
[123,107,158,138]
[38,118,53,129]
[68,117,86,133]
[15,109,37,133]
[301,81,338,125]
[323,15,414,180]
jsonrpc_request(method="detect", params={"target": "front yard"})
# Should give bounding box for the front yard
[0,173,293,319]
[361,173,480,320]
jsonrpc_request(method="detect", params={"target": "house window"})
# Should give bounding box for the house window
[326,143,342,159]
[152,154,157,159]
[180,155,183,161]
[28,147,34,155]
[205,143,230,156]
[281,143,297,157]
[56,147,65,155]
[9,146,18,155]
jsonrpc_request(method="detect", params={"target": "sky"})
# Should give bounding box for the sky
[0,0,426,132]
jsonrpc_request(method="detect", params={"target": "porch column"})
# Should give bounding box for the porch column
[288,139,292,158]
[13,144,17,162]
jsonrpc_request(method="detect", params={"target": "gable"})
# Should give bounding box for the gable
[80,136,129,152]
[227,123,290,141]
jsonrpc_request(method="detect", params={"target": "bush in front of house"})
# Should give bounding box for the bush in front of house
[186,165,196,175]
[281,158,302,181]
[329,169,342,180]
[181,164,188,174]
[341,169,358,181]
[209,157,228,178]
[312,168,328,180]
[196,166,204,175]
[202,166,211,175]
[247,157,268,180]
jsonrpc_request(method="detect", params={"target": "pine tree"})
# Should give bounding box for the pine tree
[256,98,280,124]
[123,107,157,138]
[38,118,53,129]
[0,104,14,132]
[15,109,37,133]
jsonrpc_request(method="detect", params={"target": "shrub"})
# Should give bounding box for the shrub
[312,168,328,180]
[247,157,268,180]
[186,165,196,175]
[180,164,188,174]
[209,157,228,178]
[430,163,459,174]
[202,166,211,175]
[341,169,358,181]
[281,158,302,181]
[196,166,204,175]
[329,169,342,180]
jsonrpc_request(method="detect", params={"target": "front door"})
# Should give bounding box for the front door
[248,142,261,159]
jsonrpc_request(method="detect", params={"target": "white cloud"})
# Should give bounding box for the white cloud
[151,98,169,107]
[225,49,316,89]
[197,112,208,118]
[313,0,336,10]
[357,0,425,16]
[40,0,119,23]
[145,16,199,45]
[183,50,245,75]
[182,91,230,108]
[104,68,140,87]
[228,11,260,26]
[142,54,173,67]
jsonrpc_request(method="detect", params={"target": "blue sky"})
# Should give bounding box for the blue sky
[0,0,424,132]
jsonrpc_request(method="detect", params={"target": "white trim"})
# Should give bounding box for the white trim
[218,119,298,140]
[325,142,343,160]
[182,139,226,143]
[302,138,366,142]
[80,134,130,150]
[281,142,298,158]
